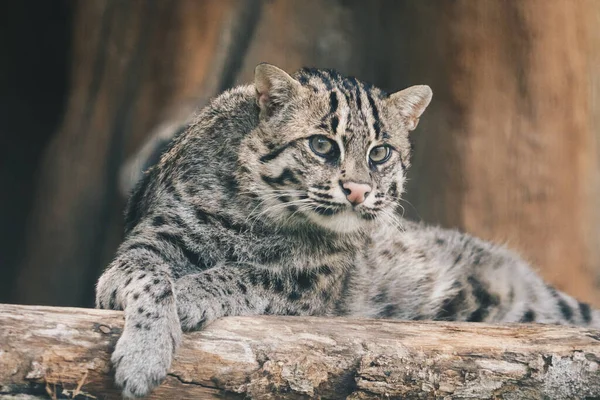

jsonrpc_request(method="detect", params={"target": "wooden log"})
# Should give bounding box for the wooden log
[0,304,599,399]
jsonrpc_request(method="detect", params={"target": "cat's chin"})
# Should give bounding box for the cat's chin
[306,209,368,234]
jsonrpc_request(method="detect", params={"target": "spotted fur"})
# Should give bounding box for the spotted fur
[97,64,600,398]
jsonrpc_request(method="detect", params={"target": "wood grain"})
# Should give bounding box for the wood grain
[1,304,599,399]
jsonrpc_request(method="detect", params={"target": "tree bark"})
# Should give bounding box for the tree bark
[1,304,599,399]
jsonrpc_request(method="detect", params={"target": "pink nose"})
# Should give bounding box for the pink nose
[341,181,372,205]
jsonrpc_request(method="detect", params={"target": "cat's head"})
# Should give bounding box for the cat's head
[238,63,432,234]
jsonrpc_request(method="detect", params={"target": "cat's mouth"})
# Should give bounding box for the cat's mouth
[259,191,382,232]
[310,201,377,220]
[302,198,381,233]
[304,205,378,233]
[312,203,346,216]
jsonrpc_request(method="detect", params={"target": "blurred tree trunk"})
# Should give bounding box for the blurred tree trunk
[14,0,258,306]
[0,1,71,304]
[387,0,600,306]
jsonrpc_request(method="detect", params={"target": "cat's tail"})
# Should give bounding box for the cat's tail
[589,306,600,330]
[548,286,600,329]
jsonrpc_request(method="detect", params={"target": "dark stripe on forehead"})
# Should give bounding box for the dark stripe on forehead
[323,91,340,134]
[313,69,334,90]
[329,91,339,115]
[340,89,352,108]
[297,68,333,91]
[297,73,309,85]
[355,94,363,113]
[323,68,342,80]
[341,77,362,121]
[297,73,318,92]
[336,84,353,127]
[348,77,364,117]
[331,116,339,133]
[342,76,359,91]
[367,92,382,140]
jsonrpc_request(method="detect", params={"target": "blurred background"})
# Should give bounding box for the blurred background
[1,0,599,308]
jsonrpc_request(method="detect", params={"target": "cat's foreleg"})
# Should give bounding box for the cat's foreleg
[96,252,181,398]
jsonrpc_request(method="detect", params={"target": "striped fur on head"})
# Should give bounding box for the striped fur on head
[238,64,432,233]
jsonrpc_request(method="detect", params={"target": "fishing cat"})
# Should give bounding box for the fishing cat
[96,63,600,398]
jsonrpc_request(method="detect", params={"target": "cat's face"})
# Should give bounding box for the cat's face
[239,64,432,234]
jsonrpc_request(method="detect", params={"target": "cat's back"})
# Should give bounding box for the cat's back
[124,85,259,233]
[368,220,516,274]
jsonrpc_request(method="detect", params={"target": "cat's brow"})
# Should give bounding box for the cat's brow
[259,139,302,163]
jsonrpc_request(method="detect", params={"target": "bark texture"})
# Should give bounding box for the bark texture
[1,304,599,399]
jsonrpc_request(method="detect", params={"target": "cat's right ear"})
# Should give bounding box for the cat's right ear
[387,85,433,131]
[255,63,301,119]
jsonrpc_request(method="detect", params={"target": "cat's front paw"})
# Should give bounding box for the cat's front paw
[176,293,218,331]
[175,274,220,331]
[112,323,181,398]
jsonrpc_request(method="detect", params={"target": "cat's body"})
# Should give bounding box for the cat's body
[97,65,599,398]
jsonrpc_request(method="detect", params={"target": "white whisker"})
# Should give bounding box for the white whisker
[399,197,422,221]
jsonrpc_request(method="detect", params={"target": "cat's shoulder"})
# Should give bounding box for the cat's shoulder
[162,85,258,156]
[189,84,257,130]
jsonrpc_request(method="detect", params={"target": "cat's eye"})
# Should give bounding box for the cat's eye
[369,145,391,164]
[309,135,336,157]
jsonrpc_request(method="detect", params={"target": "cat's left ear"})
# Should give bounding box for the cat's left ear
[255,63,302,118]
[387,85,432,131]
